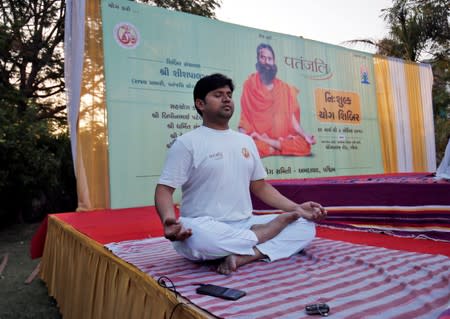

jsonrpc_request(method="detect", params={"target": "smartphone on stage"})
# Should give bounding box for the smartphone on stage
[196,284,246,300]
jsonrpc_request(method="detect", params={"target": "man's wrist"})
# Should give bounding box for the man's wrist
[291,204,304,216]
[162,215,176,225]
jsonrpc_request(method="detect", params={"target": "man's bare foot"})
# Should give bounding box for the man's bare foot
[217,251,264,275]
[217,255,238,275]
[250,212,299,244]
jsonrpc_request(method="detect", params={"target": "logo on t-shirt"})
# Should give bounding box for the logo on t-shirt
[209,152,224,160]
[242,148,250,159]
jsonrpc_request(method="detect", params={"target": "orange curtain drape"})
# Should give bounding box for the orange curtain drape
[76,0,110,210]
[373,55,433,173]
[374,56,398,173]
[404,62,427,172]
[40,216,208,319]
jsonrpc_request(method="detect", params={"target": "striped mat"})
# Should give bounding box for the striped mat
[254,206,450,243]
[319,206,450,242]
[106,237,450,319]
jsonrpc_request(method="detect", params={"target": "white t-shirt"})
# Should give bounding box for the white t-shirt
[159,125,267,221]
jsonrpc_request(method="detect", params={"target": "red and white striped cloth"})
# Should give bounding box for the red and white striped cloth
[106,237,450,319]
[254,205,450,242]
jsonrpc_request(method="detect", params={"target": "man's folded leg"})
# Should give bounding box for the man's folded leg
[172,216,258,261]
[254,216,316,261]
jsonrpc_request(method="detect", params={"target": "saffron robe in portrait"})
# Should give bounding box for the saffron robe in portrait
[239,73,311,157]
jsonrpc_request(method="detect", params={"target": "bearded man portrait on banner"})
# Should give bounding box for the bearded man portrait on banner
[239,43,316,158]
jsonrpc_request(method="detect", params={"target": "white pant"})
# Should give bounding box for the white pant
[172,214,316,262]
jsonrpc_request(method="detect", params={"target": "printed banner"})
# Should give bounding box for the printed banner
[101,0,383,208]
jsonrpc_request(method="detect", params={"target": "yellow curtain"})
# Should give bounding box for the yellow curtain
[76,0,110,210]
[373,56,398,173]
[404,62,427,172]
[41,216,208,319]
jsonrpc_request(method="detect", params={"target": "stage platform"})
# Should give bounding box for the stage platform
[39,206,450,319]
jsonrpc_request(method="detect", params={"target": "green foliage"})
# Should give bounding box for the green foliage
[381,0,449,61]
[0,0,66,123]
[434,117,450,166]
[134,0,222,18]
[431,58,450,118]
[0,0,75,224]
[0,100,77,224]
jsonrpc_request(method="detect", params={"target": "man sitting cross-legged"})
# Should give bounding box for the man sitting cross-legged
[155,73,327,275]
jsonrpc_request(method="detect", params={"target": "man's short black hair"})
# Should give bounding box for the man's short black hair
[256,43,275,60]
[193,73,234,116]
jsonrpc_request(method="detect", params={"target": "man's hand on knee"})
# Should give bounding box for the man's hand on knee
[163,217,192,241]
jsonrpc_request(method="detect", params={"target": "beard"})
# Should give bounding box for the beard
[256,61,277,85]
[218,106,234,120]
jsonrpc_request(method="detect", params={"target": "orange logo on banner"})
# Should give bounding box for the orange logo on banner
[315,88,361,124]
[114,23,140,49]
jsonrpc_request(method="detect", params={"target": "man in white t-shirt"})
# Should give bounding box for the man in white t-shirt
[155,73,327,274]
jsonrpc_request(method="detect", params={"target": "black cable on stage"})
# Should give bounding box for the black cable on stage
[157,275,194,319]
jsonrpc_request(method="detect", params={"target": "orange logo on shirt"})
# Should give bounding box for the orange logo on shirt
[242,148,250,159]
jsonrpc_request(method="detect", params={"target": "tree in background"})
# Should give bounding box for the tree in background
[347,0,449,165]
[0,0,74,224]
[135,0,221,18]
[0,1,66,124]
[381,0,448,61]
[0,0,222,225]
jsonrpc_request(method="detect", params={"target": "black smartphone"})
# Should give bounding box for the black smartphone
[196,284,246,300]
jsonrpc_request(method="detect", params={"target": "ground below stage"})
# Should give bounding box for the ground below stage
[0,222,60,319]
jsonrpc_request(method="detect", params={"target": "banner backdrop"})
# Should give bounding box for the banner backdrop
[101,0,383,208]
